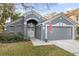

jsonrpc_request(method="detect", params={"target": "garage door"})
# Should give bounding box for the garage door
[47,26,72,40]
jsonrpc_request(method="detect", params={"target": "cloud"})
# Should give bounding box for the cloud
[63,8,74,13]
[66,8,73,11]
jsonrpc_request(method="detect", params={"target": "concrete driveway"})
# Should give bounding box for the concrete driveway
[31,39,79,56]
[52,40,79,56]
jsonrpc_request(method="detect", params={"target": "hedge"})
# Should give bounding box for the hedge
[0,32,24,43]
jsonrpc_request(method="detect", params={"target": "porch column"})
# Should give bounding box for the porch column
[24,21,27,39]
[45,24,47,40]
[73,26,75,40]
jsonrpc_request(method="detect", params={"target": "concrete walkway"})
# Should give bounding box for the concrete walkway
[52,40,79,56]
[31,38,79,56]
[31,38,53,46]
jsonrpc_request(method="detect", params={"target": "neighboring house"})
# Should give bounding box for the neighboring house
[66,8,79,26]
[4,10,76,41]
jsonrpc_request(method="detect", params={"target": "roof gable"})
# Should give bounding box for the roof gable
[24,10,46,22]
[24,10,41,18]
[41,12,76,25]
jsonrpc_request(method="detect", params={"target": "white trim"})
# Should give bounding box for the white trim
[26,17,39,22]
[48,22,71,26]
[47,24,73,27]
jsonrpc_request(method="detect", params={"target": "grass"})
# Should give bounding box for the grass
[0,41,74,56]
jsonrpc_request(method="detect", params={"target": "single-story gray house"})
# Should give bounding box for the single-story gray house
[4,10,76,41]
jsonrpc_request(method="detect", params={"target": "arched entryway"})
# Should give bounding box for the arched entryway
[27,19,38,38]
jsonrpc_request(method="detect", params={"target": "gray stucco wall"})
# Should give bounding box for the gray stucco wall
[35,25,45,40]
[46,17,73,25]
[35,26,41,39]
[5,18,24,35]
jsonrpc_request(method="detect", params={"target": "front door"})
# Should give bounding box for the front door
[27,19,38,38]
[27,27,35,38]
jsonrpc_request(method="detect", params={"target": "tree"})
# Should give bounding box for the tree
[20,3,58,11]
[0,3,15,31]
[11,12,21,21]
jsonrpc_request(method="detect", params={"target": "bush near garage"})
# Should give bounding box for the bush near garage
[76,27,79,34]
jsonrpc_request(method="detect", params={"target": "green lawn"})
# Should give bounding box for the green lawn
[0,41,74,56]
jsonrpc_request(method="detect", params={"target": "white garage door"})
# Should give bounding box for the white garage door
[47,26,73,40]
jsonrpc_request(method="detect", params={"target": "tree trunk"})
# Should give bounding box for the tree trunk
[0,25,4,32]
[0,23,5,32]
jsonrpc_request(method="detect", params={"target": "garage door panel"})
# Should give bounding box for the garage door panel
[47,26,72,40]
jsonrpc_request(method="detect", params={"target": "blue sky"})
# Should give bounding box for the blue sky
[16,3,79,16]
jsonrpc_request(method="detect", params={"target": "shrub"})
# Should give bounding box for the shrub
[0,32,24,43]
[13,32,24,41]
[76,27,79,34]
